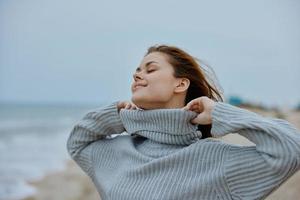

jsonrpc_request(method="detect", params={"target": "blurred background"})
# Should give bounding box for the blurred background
[0,0,299,199]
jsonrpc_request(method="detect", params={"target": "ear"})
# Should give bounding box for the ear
[174,78,190,93]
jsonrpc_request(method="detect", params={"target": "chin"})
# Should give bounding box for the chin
[131,96,151,110]
[131,97,144,109]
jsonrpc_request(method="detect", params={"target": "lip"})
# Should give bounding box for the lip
[133,85,146,90]
[132,83,147,91]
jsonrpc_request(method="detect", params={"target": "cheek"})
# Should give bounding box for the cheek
[148,79,174,96]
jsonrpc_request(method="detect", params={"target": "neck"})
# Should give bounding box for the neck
[135,95,186,110]
[162,96,186,109]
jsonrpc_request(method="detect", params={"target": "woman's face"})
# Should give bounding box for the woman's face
[131,52,187,110]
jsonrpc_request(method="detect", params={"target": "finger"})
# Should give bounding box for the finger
[192,113,210,125]
[192,100,204,111]
[184,103,196,111]
[184,101,194,110]
[191,103,198,110]
[132,104,137,109]
[185,98,201,110]
[119,101,125,108]
[191,114,202,124]
[188,104,198,112]
[129,104,135,110]
[188,101,204,113]
[190,117,199,125]
[188,99,198,107]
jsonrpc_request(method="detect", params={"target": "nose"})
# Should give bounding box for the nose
[133,71,143,81]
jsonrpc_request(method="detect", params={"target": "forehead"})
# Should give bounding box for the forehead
[141,52,169,64]
[136,52,175,73]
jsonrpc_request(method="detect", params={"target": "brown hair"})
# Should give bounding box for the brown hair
[145,44,224,138]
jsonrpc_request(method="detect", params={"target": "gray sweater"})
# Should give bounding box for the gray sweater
[67,101,300,200]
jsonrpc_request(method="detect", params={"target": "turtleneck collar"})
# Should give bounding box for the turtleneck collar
[119,108,202,145]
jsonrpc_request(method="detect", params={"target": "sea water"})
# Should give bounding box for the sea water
[0,102,101,200]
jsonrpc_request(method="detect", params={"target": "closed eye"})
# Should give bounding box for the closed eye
[147,69,156,73]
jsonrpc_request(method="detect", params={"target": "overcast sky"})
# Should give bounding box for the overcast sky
[0,0,299,108]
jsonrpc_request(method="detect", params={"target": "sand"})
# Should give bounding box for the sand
[22,160,100,200]
[23,108,300,200]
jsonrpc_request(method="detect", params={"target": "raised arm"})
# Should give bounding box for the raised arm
[211,102,300,199]
[66,101,125,176]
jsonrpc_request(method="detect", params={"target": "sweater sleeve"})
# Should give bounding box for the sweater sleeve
[210,102,300,199]
[66,101,125,176]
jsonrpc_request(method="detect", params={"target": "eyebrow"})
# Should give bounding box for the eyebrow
[135,61,159,71]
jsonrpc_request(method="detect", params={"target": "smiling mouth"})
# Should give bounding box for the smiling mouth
[133,85,146,91]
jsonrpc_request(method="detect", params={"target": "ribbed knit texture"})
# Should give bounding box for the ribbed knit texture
[67,101,300,200]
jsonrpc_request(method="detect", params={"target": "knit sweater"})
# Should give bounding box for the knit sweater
[67,101,300,200]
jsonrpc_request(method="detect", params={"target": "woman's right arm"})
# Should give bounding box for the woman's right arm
[66,101,126,176]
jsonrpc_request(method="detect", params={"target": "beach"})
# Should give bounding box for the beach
[22,160,99,200]
[0,103,97,200]
[3,104,300,200]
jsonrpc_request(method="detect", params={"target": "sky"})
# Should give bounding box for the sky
[0,0,299,108]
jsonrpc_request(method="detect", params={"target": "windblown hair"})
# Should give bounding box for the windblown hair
[145,44,224,138]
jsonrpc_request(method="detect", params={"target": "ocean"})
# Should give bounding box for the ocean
[0,102,101,200]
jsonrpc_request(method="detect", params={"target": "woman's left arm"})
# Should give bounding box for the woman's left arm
[211,102,300,170]
[210,102,300,199]
[184,97,300,170]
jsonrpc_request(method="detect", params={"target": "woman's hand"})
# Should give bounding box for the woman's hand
[117,101,138,113]
[182,96,216,125]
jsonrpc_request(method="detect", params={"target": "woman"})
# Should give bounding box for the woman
[67,44,300,200]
